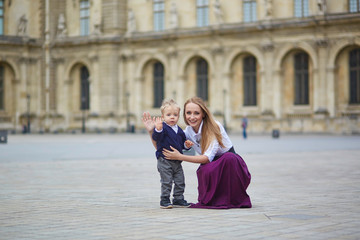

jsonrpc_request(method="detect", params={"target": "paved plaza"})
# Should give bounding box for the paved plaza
[0,133,359,239]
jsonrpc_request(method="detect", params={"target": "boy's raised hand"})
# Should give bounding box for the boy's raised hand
[185,140,194,149]
[155,116,163,131]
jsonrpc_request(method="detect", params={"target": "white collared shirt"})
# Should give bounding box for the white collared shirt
[155,122,178,133]
[184,120,233,162]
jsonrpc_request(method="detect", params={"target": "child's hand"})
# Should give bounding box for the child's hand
[185,140,194,149]
[155,117,163,131]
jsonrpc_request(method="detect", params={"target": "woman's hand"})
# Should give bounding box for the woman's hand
[163,146,183,161]
[142,112,155,133]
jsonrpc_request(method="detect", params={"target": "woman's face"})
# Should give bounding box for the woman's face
[185,102,204,133]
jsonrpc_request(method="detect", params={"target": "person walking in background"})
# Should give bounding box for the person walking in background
[242,115,248,139]
[143,97,251,209]
[151,99,193,209]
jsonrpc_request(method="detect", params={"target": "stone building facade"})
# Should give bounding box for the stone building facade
[0,0,359,134]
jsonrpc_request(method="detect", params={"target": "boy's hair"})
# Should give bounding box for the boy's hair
[160,99,180,114]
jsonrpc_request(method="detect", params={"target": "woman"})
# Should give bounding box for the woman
[142,97,251,209]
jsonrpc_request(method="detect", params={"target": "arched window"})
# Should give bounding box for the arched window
[0,65,3,110]
[80,0,90,36]
[243,56,257,106]
[197,59,208,101]
[197,0,209,27]
[153,0,165,31]
[153,62,164,108]
[80,66,90,110]
[349,48,360,104]
[294,52,309,105]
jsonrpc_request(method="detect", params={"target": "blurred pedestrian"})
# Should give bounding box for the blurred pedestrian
[242,115,248,139]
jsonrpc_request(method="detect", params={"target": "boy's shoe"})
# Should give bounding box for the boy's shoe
[172,199,191,208]
[160,199,173,209]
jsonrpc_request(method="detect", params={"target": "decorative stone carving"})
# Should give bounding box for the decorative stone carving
[264,0,272,19]
[17,15,27,36]
[214,0,224,25]
[261,41,274,52]
[126,9,136,37]
[316,38,329,48]
[57,13,67,38]
[317,0,326,15]
[92,9,102,36]
[169,2,178,29]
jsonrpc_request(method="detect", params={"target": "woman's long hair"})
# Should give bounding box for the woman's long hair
[183,97,224,154]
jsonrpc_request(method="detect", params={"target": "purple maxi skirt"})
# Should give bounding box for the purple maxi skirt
[190,152,252,209]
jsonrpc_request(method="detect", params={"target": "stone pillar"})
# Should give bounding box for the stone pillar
[18,57,28,115]
[326,66,336,117]
[315,39,329,115]
[167,47,178,102]
[118,55,126,115]
[313,67,320,111]
[54,58,65,114]
[178,74,186,111]
[211,45,224,111]
[89,55,100,114]
[273,69,282,118]
[261,42,275,114]
[123,52,136,124]
[221,72,231,128]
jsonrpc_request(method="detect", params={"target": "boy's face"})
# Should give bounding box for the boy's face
[162,105,180,127]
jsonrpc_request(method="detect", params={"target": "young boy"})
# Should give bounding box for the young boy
[152,99,193,209]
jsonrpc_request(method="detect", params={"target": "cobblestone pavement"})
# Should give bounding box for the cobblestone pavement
[0,133,359,239]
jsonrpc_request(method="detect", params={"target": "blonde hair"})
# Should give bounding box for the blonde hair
[160,99,180,115]
[183,97,224,154]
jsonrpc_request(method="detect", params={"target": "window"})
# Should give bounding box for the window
[197,59,208,101]
[0,0,3,35]
[243,56,257,106]
[0,65,3,110]
[243,0,257,23]
[197,0,209,27]
[349,48,360,104]
[294,52,309,105]
[349,0,360,12]
[80,0,90,36]
[294,0,309,17]
[153,62,164,108]
[153,0,165,31]
[80,66,90,110]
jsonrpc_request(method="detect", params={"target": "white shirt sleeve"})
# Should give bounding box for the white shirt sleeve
[203,139,219,162]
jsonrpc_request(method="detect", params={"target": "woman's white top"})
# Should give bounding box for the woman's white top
[184,120,233,162]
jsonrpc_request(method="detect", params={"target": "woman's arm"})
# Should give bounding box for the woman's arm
[163,146,210,164]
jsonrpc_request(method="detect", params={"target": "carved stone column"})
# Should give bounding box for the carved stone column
[211,45,225,110]
[167,47,178,102]
[315,39,329,116]
[272,69,282,119]
[89,55,100,114]
[261,41,275,116]
[326,66,336,117]
[53,58,65,114]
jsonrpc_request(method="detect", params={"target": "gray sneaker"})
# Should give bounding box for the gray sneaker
[172,199,191,208]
